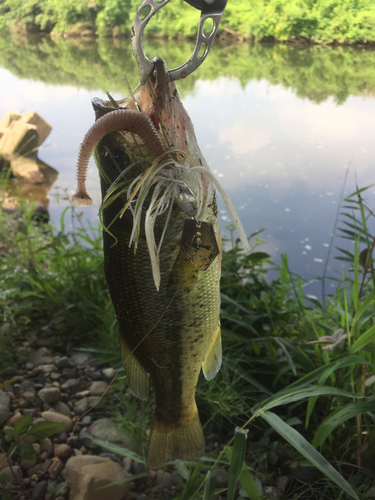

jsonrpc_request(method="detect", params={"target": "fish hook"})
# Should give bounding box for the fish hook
[131,0,228,84]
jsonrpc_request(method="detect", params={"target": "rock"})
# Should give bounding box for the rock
[61,379,79,391]
[40,411,72,433]
[89,418,136,451]
[33,364,58,374]
[52,400,71,417]
[65,455,131,500]
[19,397,31,409]
[99,453,121,464]
[26,362,34,370]
[39,438,53,455]
[71,353,91,367]
[6,410,23,427]
[0,391,10,425]
[57,432,68,443]
[81,416,92,426]
[263,486,280,500]
[122,457,132,472]
[61,368,76,378]
[20,457,37,470]
[211,468,229,488]
[156,470,174,489]
[75,390,90,398]
[32,443,41,455]
[29,348,53,366]
[54,444,72,460]
[23,391,36,404]
[0,453,11,471]
[0,465,23,485]
[79,429,97,451]
[89,381,108,397]
[132,461,146,475]
[102,368,116,379]
[38,387,61,404]
[48,457,64,479]
[50,373,61,381]
[27,459,52,477]
[68,435,80,449]
[55,356,75,370]
[137,495,150,500]
[31,479,48,500]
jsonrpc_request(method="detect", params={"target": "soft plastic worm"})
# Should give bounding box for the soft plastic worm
[72,109,165,206]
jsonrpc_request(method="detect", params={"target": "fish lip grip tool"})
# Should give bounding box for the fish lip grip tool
[131,0,228,83]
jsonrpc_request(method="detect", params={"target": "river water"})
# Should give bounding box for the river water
[0,35,374,301]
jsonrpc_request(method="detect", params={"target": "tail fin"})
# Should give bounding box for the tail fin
[147,406,205,469]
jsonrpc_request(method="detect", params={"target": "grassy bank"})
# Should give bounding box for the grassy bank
[0,0,375,44]
[1,181,375,497]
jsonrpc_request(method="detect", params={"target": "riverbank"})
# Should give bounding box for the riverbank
[0,194,374,498]
[1,0,375,45]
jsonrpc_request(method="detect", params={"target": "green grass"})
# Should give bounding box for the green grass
[1,184,375,498]
[1,0,375,43]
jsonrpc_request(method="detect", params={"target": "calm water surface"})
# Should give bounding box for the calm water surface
[1,36,374,300]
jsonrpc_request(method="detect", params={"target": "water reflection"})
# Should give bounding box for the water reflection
[0,34,374,300]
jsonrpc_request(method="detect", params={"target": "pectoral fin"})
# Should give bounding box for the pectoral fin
[202,324,222,380]
[120,335,149,401]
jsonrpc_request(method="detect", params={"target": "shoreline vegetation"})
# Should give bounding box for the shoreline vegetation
[0,0,375,45]
[0,184,374,498]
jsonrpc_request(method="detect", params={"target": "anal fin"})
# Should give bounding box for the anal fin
[202,324,222,380]
[120,335,149,401]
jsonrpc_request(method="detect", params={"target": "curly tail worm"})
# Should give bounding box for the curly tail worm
[72,109,166,206]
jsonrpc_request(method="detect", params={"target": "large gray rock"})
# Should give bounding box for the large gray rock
[89,381,108,397]
[29,347,52,366]
[0,465,23,486]
[37,387,61,404]
[0,391,10,425]
[40,411,72,433]
[52,400,71,417]
[65,455,131,500]
[89,418,138,452]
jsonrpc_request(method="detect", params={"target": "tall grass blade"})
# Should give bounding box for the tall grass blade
[350,324,375,354]
[312,401,375,447]
[89,438,144,463]
[226,427,247,500]
[252,385,364,415]
[260,411,359,500]
[203,471,216,500]
[238,469,262,500]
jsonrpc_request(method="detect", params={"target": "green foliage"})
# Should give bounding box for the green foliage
[0,0,375,42]
[3,416,63,462]
[2,180,375,498]
[0,199,118,367]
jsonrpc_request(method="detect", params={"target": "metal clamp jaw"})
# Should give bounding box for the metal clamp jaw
[131,0,228,83]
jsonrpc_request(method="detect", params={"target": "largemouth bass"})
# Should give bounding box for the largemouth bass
[72,58,248,468]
